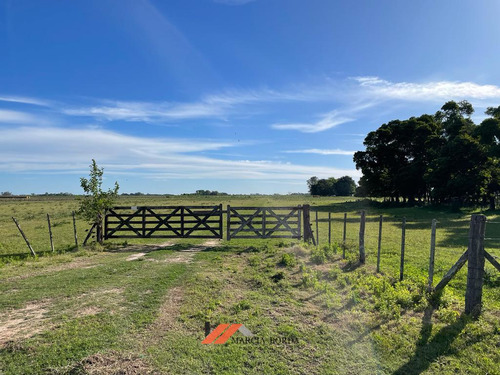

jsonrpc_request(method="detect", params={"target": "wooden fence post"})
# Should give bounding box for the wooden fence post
[72,211,79,249]
[12,217,36,257]
[97,218,103,244]
[399,217,406,281]
[302,205,314,244]
[328,212,331,246]
[47,213,54,252]
[219,204,223,239]
[205,321,211,337]
[315,210,319,246]
[465,214,486,317]
[376,215,383,273]
[343,213,347,259]
[227,205,231,241]
[427,219,437,291]
[359,210,366,264]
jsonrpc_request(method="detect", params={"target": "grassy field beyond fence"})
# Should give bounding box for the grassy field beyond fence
[0,195,499,374]
[2,195,498,307]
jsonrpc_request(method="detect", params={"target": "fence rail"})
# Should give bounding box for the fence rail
[227,206,302,240]
[104,205,223,239]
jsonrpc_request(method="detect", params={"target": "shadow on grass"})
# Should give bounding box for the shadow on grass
[105,242,196,254]
[392,308,470,375]
[202,245,236,253]
[0,247,76,263]
[341,260,363,272]
[311,199,374,213]
[0,252,37,262]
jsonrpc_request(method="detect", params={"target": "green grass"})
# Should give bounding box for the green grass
[0,196,499,374]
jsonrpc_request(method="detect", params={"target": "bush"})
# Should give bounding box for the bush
[311,247,326,264]
[280,253,297,268]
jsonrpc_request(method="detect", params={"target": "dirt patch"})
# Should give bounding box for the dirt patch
[0,290,121,346]
[123,242,176,262]
[133,287,185,352]
[154,287,184,332]
[201,239,222,248]
[157,239,223,264]
[0,301,51,346]
[126,252,147,261]
[6,258,98,281]
[76,306,103,317]
[121,239,223,263]
[163,252,196,264]
[70,351,157,375]
[118,241,175,254]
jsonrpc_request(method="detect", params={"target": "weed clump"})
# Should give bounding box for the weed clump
[310,243,341,264]
[279,253,297,268]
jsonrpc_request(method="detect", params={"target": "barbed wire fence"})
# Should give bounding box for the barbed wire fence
[310,209,499,317]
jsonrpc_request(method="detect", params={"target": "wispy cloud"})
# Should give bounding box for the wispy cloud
[0,95,50,106]
[0,109,38,124]
[0,126,360,182]
[118,0,218,90]
[5,76,500,131]
[62,88,319,122]
[283,148,355,156]
[272,110,355,133]
[64,100,224,121]
[271,77,500,133]
[352,76,500,101]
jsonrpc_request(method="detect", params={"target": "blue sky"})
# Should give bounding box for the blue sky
[1,0,500,194]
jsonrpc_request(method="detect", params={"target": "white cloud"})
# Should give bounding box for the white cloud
[5,76,500,134]
[0,126,360,181]
[64,100,225,121]
[0,109,38,124]
[62,87,320,122]
[352,76,500,101]
[284,148,355,156]
[272,110,355,133]
[0,95,50,106]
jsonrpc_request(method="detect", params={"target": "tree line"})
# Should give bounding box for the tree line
[307,176,356,196]
[353,101,500,209]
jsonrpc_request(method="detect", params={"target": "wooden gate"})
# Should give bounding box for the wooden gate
[227,206,302,240]
[104,205,223,239]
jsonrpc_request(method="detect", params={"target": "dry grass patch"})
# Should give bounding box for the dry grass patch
[5,257,98,281]
[68,351,157,375]
[0,301,51,346]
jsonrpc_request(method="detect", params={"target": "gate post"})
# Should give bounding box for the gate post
[465,214,486,317]
[302,204,314,243]
[97,212,104,244]
[219,204,223,239]
[226,205,231,241]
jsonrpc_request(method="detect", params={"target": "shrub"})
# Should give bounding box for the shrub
[280,253,297,268]
[248,255,260,267]
[311,247,326,264]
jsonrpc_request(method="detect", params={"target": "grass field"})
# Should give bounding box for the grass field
[0,196,499,374]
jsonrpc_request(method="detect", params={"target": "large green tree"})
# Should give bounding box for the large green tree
[353,114,440,202]
[426,101,486,204]
[354,100,500,207]
[307,176,355,196]
[476,106,500,209]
